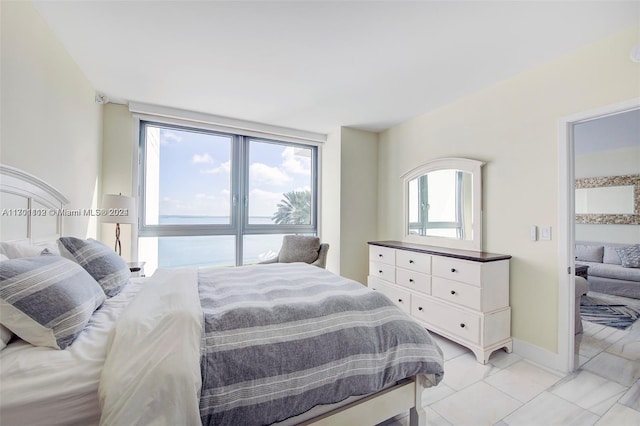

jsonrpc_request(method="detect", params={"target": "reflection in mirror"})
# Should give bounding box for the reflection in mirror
[575,174,640,225]
[575,185,634,214]
[408,169,473,239]
[403,158,484,251]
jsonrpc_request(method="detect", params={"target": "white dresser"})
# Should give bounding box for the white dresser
[368,241,512,364]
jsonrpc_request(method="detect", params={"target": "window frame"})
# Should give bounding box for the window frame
[242,137,319,235]
[408,170,464,238]
[137,119,319,267]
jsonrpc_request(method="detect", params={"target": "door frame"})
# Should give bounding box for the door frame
[556,97,640,372]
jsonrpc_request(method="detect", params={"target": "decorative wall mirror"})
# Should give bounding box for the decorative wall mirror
[575,174,640,224]
[402,158,484,251]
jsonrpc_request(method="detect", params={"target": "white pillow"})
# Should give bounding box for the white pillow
[0,254,9,262]
[0,241,60,259]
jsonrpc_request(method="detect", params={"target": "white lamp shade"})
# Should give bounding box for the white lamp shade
[101,194,137,224]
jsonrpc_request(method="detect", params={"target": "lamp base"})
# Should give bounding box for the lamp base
[114,223,121,256]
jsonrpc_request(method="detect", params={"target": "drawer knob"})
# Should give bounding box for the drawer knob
[409,279,414,283]
[451,268,457,273]
[418,306,423,311]
[378,254,383,257]
[378,270,383,274]
[398,298,403,303]
[450,290,456,295]
[460,323,466,328]
[409,260,414,264]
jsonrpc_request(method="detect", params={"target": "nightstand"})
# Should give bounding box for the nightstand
[128,261,146,278]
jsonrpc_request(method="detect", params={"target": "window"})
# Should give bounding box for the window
[408,169,464,239]
[138,121,318,272]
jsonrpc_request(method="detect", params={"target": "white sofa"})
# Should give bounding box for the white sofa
[575,241,640,299]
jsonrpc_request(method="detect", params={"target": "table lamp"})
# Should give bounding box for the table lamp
[101,194,137,256]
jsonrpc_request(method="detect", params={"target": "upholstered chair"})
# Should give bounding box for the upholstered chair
[260,235,329,269]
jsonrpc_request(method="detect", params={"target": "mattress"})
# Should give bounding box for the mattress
[0,278,145,426]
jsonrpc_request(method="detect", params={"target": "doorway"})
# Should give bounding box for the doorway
[558,98,640,372]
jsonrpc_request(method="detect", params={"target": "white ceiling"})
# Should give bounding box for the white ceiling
[33,1,639,134]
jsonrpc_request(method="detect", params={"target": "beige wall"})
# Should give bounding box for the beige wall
[340,128,378,284]
[321,129,342,273]
[320,127,378,281]
[101,104,135,259]
[1,1,102,238]
[378,26,640,353]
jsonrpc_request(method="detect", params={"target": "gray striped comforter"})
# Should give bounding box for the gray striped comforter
[197,263,444,425]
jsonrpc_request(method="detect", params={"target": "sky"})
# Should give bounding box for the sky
[154,126,312,220]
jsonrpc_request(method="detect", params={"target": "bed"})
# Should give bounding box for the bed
[0,164,444,426]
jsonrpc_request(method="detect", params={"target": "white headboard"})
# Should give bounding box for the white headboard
[0,164,69,245]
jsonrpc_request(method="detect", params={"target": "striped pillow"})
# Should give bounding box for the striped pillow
[58,237,130,297]
[0,255,106,349]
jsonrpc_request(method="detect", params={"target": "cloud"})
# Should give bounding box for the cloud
[201,160,231,175]
[250,162,292,186]
[160,192,230,217]
[195,193,215,199]
[281,147,311,175]
[160,131,183,145]
[158,197,191,215]
[193,153,214,164]
[249,189,286,216]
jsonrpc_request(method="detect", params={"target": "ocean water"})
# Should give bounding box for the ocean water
[154,216,285,268]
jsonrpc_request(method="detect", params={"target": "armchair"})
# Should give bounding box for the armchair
[260,235,329,269]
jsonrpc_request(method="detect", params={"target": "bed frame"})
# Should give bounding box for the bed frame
[0,163,429,426]
[0,164,68,244]
[301,377,428,426]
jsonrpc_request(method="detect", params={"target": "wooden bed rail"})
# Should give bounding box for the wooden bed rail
[300,376,427,426]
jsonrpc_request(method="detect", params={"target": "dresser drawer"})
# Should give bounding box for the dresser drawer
[432,256,482,287]
[411,295,481,345]
[368,241,512,364]
[369,279,411,315]
[396,250,431,274]
[396,268,431,294]
[432,277,481,311]
[369,246,396,266]
[369,261,396,283]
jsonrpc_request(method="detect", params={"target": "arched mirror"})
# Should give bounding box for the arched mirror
[402,158,484,251]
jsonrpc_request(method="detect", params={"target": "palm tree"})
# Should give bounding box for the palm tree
[272,190,311,224]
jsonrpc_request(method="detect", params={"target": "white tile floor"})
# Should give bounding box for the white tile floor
[386,293,640,426]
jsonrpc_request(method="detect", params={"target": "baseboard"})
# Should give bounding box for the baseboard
[512,338,569,374]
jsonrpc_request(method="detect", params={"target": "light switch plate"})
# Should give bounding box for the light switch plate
[540,226,552,241]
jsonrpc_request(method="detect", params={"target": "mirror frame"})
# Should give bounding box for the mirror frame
[402,157,484,251]
[575,174,640,225]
